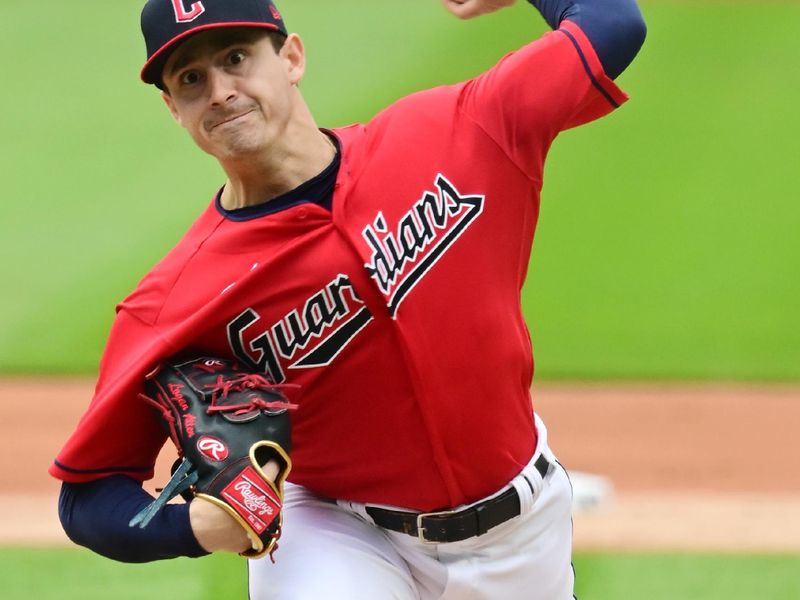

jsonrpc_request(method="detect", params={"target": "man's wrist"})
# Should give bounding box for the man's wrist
[189,496,253,553]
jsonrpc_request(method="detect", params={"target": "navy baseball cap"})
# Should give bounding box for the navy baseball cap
[140,0,288,85]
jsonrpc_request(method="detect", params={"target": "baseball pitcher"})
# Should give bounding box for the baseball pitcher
[50,0,646,598]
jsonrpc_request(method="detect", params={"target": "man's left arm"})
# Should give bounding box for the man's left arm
[442,0,647,79]
[524,0,646,79]
[444,0,646,179]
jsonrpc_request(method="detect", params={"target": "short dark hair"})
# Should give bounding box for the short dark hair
[265,30,288,53]
[158,28,288,93]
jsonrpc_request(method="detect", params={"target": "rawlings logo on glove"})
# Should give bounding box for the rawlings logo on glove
[129,355,298,560]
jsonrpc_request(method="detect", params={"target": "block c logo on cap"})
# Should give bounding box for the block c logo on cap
[171,0,205,23]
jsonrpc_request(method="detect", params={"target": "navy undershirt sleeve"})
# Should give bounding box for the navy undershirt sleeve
[527,0,646,79]
[59,476,209,563]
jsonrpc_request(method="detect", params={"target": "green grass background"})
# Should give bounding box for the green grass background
[1,0,798,379]
[4,548,800,600]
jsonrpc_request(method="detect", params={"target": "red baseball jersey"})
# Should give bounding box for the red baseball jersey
[51,22,627,511]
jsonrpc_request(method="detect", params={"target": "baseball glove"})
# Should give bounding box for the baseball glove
[128,355,297,559]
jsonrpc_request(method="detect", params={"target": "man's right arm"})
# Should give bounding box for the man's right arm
[59,460,280,561]
[59,476,209,563]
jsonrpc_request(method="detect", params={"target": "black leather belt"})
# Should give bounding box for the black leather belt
[366,454,552,543]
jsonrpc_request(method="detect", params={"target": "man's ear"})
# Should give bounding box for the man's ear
[280,33,306,86]
[161,90,184,126]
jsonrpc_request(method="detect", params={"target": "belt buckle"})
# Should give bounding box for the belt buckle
[416,508,458,544]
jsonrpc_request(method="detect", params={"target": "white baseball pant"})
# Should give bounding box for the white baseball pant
[249,415,575,600]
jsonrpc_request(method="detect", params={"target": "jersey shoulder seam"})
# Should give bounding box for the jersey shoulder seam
[143,214,227,326]
[116,306,181,356]
[456,97,542,187]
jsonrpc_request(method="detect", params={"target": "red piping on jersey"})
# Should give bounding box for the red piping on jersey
[557,27,618,108]
[558,20,627,108]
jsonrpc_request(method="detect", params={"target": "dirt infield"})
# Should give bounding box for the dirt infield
[533,383,800,551]
[2,379,798,550]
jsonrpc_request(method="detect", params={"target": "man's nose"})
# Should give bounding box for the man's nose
[207,68,237,106]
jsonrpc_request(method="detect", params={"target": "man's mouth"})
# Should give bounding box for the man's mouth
[209,109,256,130]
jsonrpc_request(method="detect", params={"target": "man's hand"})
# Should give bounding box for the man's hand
[190,496,252,553]
[189,460,282,553]
[441,0,516,20]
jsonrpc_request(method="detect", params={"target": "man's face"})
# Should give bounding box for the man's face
[161,28,302,160]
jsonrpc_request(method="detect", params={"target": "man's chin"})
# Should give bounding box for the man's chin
[209,135,270,159]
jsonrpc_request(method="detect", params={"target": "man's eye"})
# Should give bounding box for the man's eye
[228,51,246,65]
[180,71,200,85]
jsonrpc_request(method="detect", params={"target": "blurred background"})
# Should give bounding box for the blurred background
[2,0,798,378]
[1,1,798,598]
